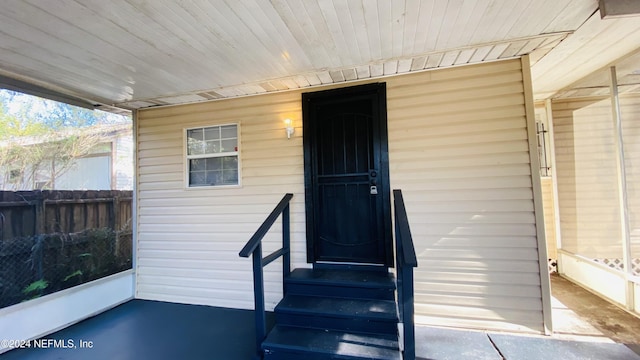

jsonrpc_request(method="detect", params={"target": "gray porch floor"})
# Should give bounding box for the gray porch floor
[2,298,639,360]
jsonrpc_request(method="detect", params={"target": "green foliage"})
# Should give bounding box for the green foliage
[0,89,129,131]
[63,270,83,282]
[22,279,48,295]
[0,89,131,190]
[0,125,105,190]
[3,227,132,308]
[0,104,49,139]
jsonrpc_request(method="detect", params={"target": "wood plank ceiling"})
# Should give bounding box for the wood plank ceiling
[552,48,640,99]
[532,11,640,99]
[1,0,635,112]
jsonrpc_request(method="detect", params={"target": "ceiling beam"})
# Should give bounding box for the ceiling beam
[0,74,97,110]
[599,0,640,18]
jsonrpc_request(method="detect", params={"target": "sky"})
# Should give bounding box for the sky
[0,89,130,130]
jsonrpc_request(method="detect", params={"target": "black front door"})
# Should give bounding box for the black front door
[303,83,392,266]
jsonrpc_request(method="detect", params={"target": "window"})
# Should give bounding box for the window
[186,124,239,187]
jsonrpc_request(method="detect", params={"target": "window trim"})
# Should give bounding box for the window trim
[183,123,241,189]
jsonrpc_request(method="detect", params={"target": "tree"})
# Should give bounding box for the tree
[0,89,129,130]
[0,128,103,190]
[0,104,48,139]
[0,90,130,190]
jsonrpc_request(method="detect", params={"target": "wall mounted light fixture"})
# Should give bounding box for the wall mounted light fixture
[284,118,295,139]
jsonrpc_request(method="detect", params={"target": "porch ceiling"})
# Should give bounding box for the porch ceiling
[0,1,638,112]
[551,48,640,99]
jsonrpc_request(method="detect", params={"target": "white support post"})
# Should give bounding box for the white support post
[522,55,553,334]
[545,99,563,270]
[132,109,139,297]
[609,66,634,312]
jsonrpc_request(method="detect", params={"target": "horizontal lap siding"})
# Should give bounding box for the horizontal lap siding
[136,59,545,332]
[136,92,306,310]
[387,59,544,332]
[541,177,557,260]
[620,96,640,260]
[552,98,622,259]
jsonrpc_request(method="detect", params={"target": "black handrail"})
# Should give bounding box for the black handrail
[393,189,418,360]
[239,193,293,360]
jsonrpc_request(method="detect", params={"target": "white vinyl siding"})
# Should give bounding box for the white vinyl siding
[553,94,640,271]
[533,103,557,262]
[136,58,545,332]
[387,59,544,333]
[137,93,306,310]
[541,177,557,260]
[115,133,134,190]
[621,95,640,268]
[552,98,622,259]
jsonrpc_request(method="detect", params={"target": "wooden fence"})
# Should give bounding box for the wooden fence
[0,190,132,240]
[0,190,133,308]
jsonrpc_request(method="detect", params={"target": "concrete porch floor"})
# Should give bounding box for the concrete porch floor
[418,273,640,360]
[550,273,640,345]
[1,275,639,360]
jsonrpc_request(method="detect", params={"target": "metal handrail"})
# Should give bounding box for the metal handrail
[239,193,293,257]
[393,189,418,360]
[239,193,293,360]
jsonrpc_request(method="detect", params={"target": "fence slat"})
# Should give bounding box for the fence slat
[0,190,132,239]
[0,190,134,310]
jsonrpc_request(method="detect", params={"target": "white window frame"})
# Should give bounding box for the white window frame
[184,123,241,188]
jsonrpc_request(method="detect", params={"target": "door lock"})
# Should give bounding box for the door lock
[370,185,378,195]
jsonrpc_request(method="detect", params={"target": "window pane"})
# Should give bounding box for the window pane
[204,127,220,141]
[221,139,237,153]
[223,169,238,184]
[188,128,204,141]
[189,171,206,186]
[206,157,222,171]
[188,140,203,155]
[205,171,222,185]
[187,129,205,155]
[222,156,238,169]
[221,125,237,139]
[190,159,205,171]
[205,140,220,154]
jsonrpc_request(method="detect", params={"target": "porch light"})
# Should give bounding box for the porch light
[284,118,295,139]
